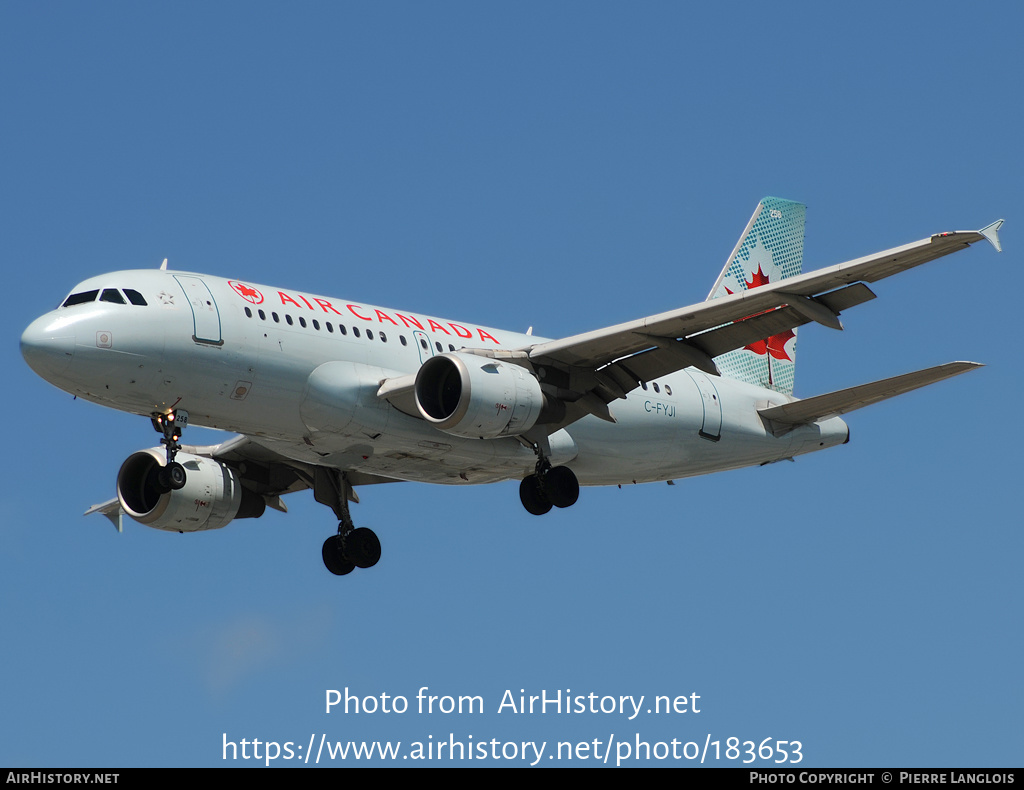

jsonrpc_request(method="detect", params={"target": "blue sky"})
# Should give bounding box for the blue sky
[3,1,1020,767]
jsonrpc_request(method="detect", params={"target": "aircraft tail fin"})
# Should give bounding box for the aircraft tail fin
[706,197,806,395]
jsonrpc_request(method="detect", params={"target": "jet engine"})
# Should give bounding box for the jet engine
[414,353,561,439]
[116,448,266,532]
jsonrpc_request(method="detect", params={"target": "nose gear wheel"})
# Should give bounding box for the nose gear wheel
[151,410,189,492]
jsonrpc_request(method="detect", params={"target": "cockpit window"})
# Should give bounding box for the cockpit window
[100,289,126,304]
[62,290,99,307]
[123,289,147,306]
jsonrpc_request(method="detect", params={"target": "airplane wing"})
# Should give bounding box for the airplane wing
[85,499,124,532]
[509,221,1002,424]
[182,435,401,490]
[85,434,402,529]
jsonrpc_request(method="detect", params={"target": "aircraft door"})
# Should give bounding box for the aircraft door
[685,369,722,441]
[413,330,434,365]
[174,275,223,346]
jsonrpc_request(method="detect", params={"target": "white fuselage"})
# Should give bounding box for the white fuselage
[21,269,849,487]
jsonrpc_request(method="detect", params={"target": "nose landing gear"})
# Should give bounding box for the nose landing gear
[151,410,189,492]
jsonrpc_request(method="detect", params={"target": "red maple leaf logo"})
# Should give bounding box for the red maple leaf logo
[229,281,264,305]
[725,264,794,361]
[745,265,772,290]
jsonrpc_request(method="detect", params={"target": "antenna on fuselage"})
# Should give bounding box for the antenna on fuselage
[160,258,168,271]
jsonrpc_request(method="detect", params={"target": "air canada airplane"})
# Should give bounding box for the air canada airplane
[21,198,1003,576]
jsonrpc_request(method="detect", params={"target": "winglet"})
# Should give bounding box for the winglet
[979,220,1004,253]
[160,258,169,270]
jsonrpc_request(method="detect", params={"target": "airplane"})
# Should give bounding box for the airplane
[20,198,1003,577]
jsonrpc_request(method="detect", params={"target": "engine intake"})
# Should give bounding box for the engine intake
[117,448,265,532]
[415,353,559,439]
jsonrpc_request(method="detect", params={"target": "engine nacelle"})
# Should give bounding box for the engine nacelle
[116,449,265,532]
[414,353,549,439]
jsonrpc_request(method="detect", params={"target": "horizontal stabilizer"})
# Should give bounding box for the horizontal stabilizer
[758,361,983,425]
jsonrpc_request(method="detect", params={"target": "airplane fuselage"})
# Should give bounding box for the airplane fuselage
[21,268,849,489]
[22,197,998,574]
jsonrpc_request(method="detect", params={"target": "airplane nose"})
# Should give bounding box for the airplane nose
[21,314,76,380]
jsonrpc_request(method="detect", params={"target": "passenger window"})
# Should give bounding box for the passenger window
[353,327,360,338]
[400,336,407,346]
[62,290,99,307]
[435,342,442,352]
[299,317,307,328]
[380,332,387,343]
[641,381,648,391]
[258,309,266,320]
[653,383,660,393]
[367,330,374,340]
[665,385,672,396]
[312,319,320,330]
[123,289,148,306]
[339,325,347,335]
[272,312,280,323]
[245,307,252,318]
[286,315,293,326]
[326,322,334,333]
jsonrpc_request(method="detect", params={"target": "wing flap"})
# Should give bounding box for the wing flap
[688,281,878,359]
[757,361,982,425]
[563,281,880,396]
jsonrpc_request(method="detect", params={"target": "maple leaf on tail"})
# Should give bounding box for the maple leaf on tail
[743,332,795,360]
[724,264,795,361]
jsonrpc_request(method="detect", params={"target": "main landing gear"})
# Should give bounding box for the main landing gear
[151,409,188,493]
[519,459,579,516]
[315,469,381,576]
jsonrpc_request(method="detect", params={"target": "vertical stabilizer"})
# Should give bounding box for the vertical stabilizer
[706,197,806,395]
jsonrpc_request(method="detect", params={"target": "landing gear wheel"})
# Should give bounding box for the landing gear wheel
[545,466,579,509]
[165,461,187,490]
[322,535,355,576]
[520,475,552,516]
[345,527,381,569]
[156,461,187,491]
[314,470,383,577]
